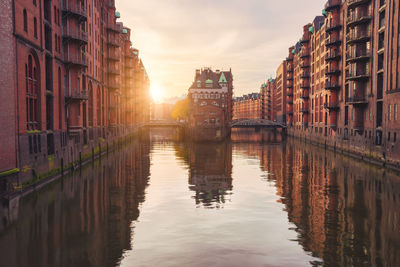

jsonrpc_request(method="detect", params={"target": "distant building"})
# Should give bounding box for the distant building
[188,68,233,140]
[232,93,262,120]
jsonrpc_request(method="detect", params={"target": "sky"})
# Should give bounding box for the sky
[116,0,326,100]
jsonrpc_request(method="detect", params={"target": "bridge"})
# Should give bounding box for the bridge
[138,120,186,128]
[230,119,286,129]
[139,119,286,129]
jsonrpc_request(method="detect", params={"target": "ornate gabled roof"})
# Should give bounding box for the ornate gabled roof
[189,68,232,89]
[219,72,227,83]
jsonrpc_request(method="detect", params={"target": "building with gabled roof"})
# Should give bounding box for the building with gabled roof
[188,68,233,140]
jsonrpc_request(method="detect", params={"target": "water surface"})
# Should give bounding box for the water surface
[0,130,399,267]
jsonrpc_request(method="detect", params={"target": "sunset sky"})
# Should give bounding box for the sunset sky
[116,0,325,100]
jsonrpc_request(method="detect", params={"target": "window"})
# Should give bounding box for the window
[200,101,207,107]
[23,9,28,32]
[388,104,392,121]
[395,104,398,120]
[33,0,36,6]
[26,54,40,130]
[34,17,37,38]
[54,6,57,23]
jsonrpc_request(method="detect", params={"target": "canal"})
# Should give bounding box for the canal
[0,129,399,266]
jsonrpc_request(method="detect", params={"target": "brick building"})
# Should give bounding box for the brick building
[286,0,400,166]
[233,0,400,167]
[232,93,262,120]
[0,0,150,188]
[188,68,233,140]
[262,78,276,121]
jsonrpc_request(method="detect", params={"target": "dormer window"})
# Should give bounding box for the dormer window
[197,80,201,88]
[205,79,213,88]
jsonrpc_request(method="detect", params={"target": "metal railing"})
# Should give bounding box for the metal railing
[64,54,88,67]
[65,89,88,100]
[62,28,88,43]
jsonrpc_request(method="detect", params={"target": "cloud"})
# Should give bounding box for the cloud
[116,0,325,97]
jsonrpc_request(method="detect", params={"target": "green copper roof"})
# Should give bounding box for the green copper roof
[268,78,273,83]
[219,73,227,83]
[133,51,138,55]
[322,9,328,17]
[309,26,314,33]
[122,29,127,34]
[115,11,121,18]
[292,49,296,54]
[205,79,213,84]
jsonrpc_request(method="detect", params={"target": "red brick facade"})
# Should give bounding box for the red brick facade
[233,93,262,120]
[234,0,400,167]
[188,68,233,140]
[0,0,150,186]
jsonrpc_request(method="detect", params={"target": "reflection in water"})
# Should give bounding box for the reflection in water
[0,130,399,267]
[233,130,400,267]
[187,142,233,208]
[0,141,151,267]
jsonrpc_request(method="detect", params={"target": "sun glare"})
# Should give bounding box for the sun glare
[150,83,165,103]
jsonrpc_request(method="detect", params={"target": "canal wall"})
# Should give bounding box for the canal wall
[0,127,143,199]
[288,128,400,172]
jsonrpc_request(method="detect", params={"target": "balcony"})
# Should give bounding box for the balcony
[300,49,310,58]
[325,0,341,11]
[300,62,310,69]
[300,82,310,89]
[107,65,120,75]
[347,32,370,44]
[326,51,341,61]
[65,89,88,101]
[324,102,339,110]
[348,0,371,9]
[106,24,121,33]
[64,54,88,68]
[347,13,372,27]
[326,22,342,33]
[300,90,309,99]
[287,74,293,81]
[300,37,310,44]
[287,83,293,88]
[346,96,368,106]
[346,50,370,62]
[300,71,310,78]
[345,70,370,81]
[107,38,120,47]
[325,37,342,47]
[325,66,341,76]
[62,28,88,44]
[300,108,309,113]
[325,81,340,91]
[61,3,87,20]
[108,80,120,90]
[287,69,293,73]
[287,91,293,97]
[107,52,120,61]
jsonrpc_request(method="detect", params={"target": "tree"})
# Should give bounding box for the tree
[171,98,188,120]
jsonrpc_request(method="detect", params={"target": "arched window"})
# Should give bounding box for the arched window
[34,17,37,38]
[58,67,62,129]
[26,54,40,130]
[88,82,93,127]
[97,86,101,125]
[23,9,28,32]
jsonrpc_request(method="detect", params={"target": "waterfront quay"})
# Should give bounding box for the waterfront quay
[0,130,399,266]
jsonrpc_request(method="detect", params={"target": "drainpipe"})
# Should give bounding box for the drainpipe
[12,0,21,186]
